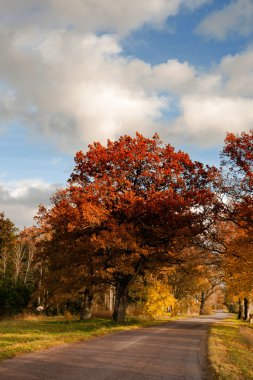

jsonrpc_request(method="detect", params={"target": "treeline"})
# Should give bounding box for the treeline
[0,217,36,316]
[0,131,252,322]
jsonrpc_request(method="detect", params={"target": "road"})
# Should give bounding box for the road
[0,312,228,380]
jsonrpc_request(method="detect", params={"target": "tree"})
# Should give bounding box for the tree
[224,231,253,320]
[35,187,110,319]
[0,213,17,280]
[128,273,176,318]
[68,133,220,322]
[0,215,34,316]
[220,130,253,318]
[221,130,253,231]
[19,228,37,285]
[167,247,223,315]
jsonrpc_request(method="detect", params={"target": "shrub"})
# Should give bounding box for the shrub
[0,281,32,317]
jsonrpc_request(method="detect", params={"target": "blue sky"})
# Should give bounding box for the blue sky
[1,0,253,228]
[124,7,249,67]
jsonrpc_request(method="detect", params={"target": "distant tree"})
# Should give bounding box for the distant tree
[168,247,223,315]
[0,215,34,316]
[0,213,17,280]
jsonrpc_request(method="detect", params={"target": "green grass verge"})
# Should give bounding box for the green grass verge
[0,315,168,361]
[208,315,253,379]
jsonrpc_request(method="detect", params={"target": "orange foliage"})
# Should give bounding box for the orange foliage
[36,133,220,322]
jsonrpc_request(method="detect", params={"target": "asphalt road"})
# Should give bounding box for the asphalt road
[0,312,228,380]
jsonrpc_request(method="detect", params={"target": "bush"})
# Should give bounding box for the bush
[63,310,72,321]
[129,279,176,319]
[0,281,32,317]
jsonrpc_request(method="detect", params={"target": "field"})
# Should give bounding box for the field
[209,315,253,379]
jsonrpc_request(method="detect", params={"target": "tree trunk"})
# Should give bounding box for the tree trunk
[2,247,7,280]
[24,245,35,284]
[112,278,129,323]
[238,298,243,320]
[243,298,249,321]
[199,291,206,315]
[80,289,93,320]
[112,256,145,324]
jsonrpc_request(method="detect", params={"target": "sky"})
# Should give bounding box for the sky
[1,0,253,229]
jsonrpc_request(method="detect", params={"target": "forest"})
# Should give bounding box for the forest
[0,129,252,323]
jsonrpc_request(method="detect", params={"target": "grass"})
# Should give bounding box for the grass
[208,314,253,379]
[0,315,169,361]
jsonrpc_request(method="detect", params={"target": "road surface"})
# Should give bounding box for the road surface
[0,312,228,380]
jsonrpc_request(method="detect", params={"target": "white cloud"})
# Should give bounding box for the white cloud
[0,3,253,153]
[197,0,253,40]
[164,46,253,145]
[0,0,216,157]
[0,29,171,152]
[0,180,60,229]
[219,49,253,96]
[136,60,196,94]
[1,23,253,153]
[0,0,210,35]
[172,95,253,145]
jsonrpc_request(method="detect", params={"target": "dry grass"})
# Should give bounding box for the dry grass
[208,315,253,379]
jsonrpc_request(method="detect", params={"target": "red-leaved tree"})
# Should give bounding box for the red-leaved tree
[67,133,220,322]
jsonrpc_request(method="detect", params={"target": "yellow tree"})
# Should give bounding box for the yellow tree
[224,231,253,319]
[128,272,176,318]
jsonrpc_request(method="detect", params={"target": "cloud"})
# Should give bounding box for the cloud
[0,0,210,35]
[127,59,196,95]
[0,0,217,156]
[0,179,61,229]
[0,0,253,154]
[0,87,20,122]
[0,29,171,152]
[1,23,253,153]
[219,49,253,96]
[164,47,253,145]
[197,0,253,40]
[171,95,253,146]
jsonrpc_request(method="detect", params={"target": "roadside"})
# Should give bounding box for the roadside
[208,314,253,379]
